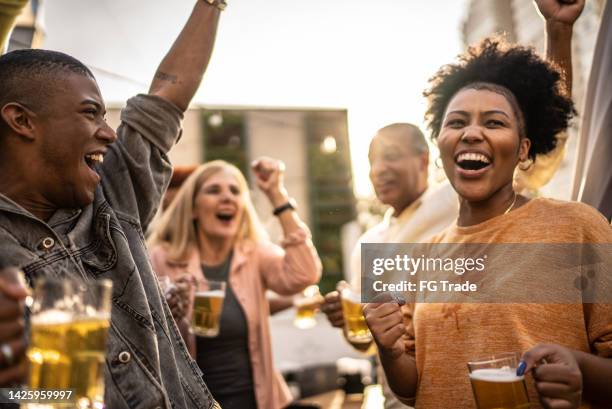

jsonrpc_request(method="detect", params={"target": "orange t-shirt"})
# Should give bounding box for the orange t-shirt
[407,198,612,409]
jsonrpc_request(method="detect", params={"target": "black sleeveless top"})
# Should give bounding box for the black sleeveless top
[196,253,257,409]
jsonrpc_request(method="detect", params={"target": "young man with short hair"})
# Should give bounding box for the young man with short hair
[0,1,225,407]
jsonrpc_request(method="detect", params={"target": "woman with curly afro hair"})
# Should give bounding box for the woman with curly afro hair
[364,1,612,408]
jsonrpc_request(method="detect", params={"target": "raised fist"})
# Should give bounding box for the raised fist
[534,0,585,26]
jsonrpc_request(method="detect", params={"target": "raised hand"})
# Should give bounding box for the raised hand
[519,343,582,409]
[534,0,585,26]
[149,1,221,111]
[251,157,288,205]
[0,268,28,386]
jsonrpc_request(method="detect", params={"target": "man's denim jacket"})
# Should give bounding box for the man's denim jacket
[0,94,217,409]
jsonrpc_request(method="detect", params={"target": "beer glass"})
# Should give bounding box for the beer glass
[27,277,112,409]
[293,285,323,329]
[468,352,530,409]
[340,287,372,345]
[191,279,226,337]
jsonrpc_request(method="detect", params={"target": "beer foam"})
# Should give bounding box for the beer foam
[295,294,323,307]
[294,297,314,307]
[31,309,73,325]
[196,290,225,298]
[469,368,524,383]
[79,311,111,322]
[341,289,362,304]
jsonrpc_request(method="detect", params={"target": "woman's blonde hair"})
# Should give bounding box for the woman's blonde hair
[148,160,267,261]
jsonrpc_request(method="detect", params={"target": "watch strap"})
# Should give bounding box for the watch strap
[204,0,227,11]
[273,200,295,216]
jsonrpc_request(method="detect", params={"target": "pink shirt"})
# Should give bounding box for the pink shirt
[149,228,322,409]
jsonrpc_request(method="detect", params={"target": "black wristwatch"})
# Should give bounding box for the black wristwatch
[273,199,296,216]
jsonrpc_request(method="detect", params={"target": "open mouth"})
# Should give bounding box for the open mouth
[455,152,491,172]
[84,153,104,169]
[374,180,395,191]
[216,212,235,222]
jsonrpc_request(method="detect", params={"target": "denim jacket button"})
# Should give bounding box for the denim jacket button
[39,237,55,251]
[118,351,131,363]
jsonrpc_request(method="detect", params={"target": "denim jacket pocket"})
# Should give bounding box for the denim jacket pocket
[81,213,118,275]
[105,324,167,409]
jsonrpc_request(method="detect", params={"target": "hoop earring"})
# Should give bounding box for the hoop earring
[518,157,534,171]
[435,157,443,169]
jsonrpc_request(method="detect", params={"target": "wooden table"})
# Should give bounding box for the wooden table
[296,385,384,409]
[297,390,362,409]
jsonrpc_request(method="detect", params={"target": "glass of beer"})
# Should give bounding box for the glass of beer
[191,279,226,337]
[340,287,372,345]
[27,277,112,409]
[293,285,324,329]
[468,352,530,409]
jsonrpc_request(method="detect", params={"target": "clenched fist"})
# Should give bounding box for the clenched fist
[321,290,344,328]
[534,0,585,26]
[363,296,406,360]
[251,157,288,206]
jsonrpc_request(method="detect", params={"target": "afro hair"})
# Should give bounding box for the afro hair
[423,37,576,161]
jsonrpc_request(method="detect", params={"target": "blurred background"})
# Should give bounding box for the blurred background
[6,0,607,405]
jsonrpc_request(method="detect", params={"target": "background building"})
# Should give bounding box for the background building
[107,106,356,293]
[462,0,606,199]
[8,0,360,293]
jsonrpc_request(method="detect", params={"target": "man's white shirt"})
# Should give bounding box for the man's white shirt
[347,182,458,409]
[349,182,458,290]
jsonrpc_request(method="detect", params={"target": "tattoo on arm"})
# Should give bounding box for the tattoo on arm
[155,71,178,84]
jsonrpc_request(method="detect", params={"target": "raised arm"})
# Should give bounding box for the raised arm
[101,2,223,229]
[0,0,29,52]
[515,0,585,192]
[251,157,302,237]
[252,157,322,294]
[149,1,222,111]
[534,0,585,95]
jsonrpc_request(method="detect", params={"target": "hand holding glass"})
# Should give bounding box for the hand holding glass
[293,285,324,329]
[468,352,530,409]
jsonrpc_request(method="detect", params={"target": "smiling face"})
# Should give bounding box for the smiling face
[32,73,117,209]
[193,169,245,242]
[437,88,530,202]
[368,129,429,214]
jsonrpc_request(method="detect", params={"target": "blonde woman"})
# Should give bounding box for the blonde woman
[148,158,322,409]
